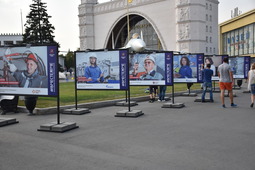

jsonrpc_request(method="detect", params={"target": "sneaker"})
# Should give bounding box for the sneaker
[27,113,34,116]
[149,100,154,103]
[158,99,161,102]
[222,104,226,108]
[250,103,254,108]
[231,103,237,107]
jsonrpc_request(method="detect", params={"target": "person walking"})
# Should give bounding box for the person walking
[218,57,237,108]
[247,63,255,108]
[201,63,214,102]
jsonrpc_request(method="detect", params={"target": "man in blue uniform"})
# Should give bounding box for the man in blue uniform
[84,54,104,83]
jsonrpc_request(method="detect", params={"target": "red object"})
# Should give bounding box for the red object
[0,80,19,85]
[26,53,38,63]
[77,77,92,82]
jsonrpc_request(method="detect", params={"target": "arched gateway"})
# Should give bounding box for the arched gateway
[79,0,219,55]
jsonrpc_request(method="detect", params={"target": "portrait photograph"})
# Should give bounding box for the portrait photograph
[129,52,166,86]
[173,54,203,83]
[76,50,128,90]
[0,45,58,96]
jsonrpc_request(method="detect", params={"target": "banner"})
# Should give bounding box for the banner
[0,45,58,96]
[129,52,173,86]
[173,54,204,83]
[76,50,128,90]
[229,56,250,79]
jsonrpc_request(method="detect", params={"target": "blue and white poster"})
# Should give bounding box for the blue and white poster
[129,52,173,86]
[229,56,250,79]
[173,54,204,83]
[0,45,58,96]
[75,50,128,90]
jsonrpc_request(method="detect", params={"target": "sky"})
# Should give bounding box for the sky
[0,0,254,53]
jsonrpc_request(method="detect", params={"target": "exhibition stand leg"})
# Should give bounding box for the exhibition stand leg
[181,83,197,96]
[62,72,90,115]
[162,85,185,108]
[38,95,79,133]
[115,84,143,118]
[115,90,138,106]
[212,81,220,93]
[62,87,90,115]
[38,61,79,133]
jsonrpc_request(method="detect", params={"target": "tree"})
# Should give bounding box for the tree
[23,0,56,44]
[22,0,58,115]
[64,50,74,70]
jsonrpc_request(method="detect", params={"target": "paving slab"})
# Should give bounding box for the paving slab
[0,86,254,170]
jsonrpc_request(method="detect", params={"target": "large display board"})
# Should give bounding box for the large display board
[0,45,58,96]
[76,50,128,90]
[129,52,173,86]
[229,56,250,79]
[251,57,255,64]
[204,55,228,81]
[173,54,204,83]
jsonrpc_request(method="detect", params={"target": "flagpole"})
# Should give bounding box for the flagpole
[20,9,23,35]
[127,0,131,41]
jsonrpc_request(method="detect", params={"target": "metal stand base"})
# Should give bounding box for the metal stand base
[233,86,241,90]
[0,117,19,127]
[181,92,197,96]
[115,101,138,106]
[38,122,79,133]
[164,97,171,101]
[115,110,144,118]
[62,108,91,115]
[161,103,185,108]
[194,97,213,102]
[224,93,237,97]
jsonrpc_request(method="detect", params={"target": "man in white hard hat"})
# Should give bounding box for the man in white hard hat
[140,55,163,80]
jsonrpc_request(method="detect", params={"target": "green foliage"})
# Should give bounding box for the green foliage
[64,51,74,70]
[22,0,56,45]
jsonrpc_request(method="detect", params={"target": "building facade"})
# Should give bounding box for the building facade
[79,0,219,55]
[219,9,255,57]
[0,33,23,46]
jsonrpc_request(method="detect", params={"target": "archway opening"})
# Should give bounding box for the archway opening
[106,14,162,50]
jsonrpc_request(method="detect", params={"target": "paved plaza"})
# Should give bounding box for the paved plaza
[0,87,255,170]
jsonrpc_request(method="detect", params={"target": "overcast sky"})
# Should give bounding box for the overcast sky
[0,0,254,52]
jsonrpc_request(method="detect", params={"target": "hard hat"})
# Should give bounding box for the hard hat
[26,53,38,63]
[144,55,155,63]
[89,53,97,59]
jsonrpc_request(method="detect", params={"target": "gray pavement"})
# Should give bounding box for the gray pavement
[1,87,255,170]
